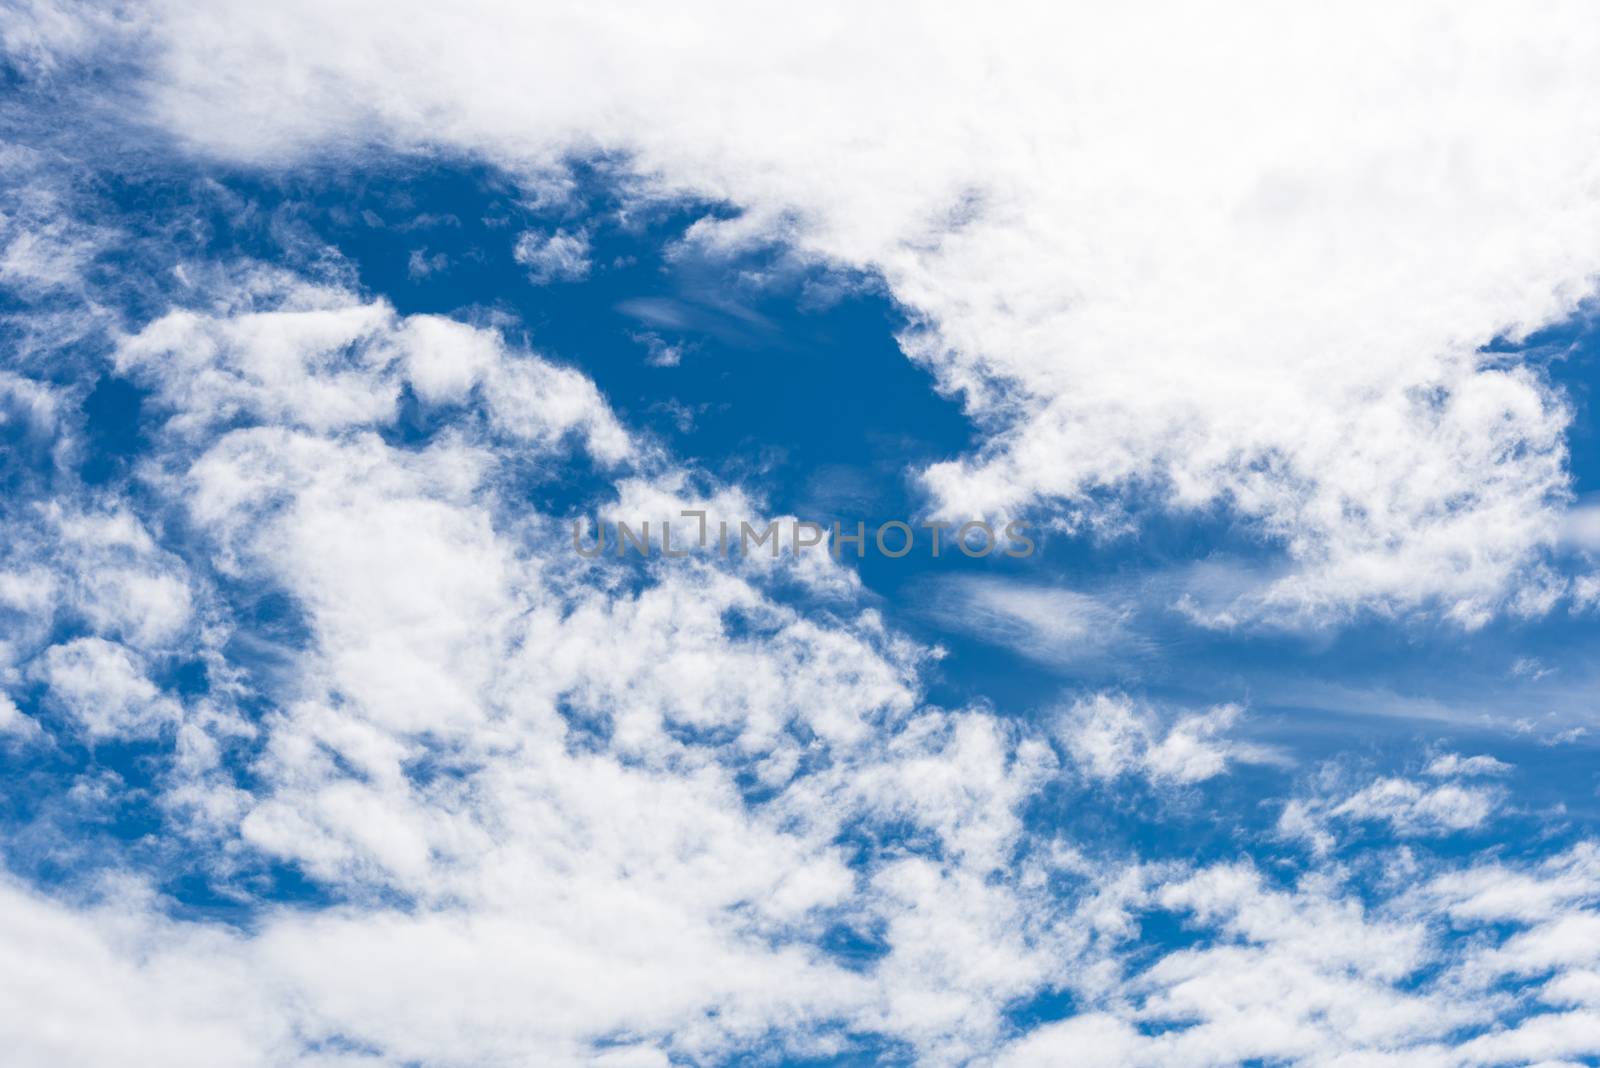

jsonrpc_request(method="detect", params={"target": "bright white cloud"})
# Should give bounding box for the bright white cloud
[0,877,289,1068]
[512,227,591,285]
[70,0,1600,625]
[1332,777,1499,835]
[39,636,179,739]
[49,278,1053,1062]
[0,693,38,738]
[997,845,1600,1067]
[1279,759,1506,854]
[116,276,636,466]
[1058,692,1276,786]
[1424,752,1513,778]
[4,9,1600,1066]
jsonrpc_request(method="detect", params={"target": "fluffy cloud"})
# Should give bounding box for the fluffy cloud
[0,693,39,738]
[61,0,1598,624]
[1008,842,1600,1065]
[5,8,1600,1066]
[1058,692,1276,786]
[512,228,591,285]
[0,877,287,1068]
[38,637,180,740]
[116,278,635,465]
[45,262,1600,1066]
[1424,752,1513,779]
[0,271,1595,1060]
[1278,758,1507,854]
[12,274,1052,1062]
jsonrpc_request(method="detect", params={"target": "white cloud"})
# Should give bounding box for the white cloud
[994,846,1600,1067]
[1058,692,1277,787]
[1575,572,1600,614]
[115,284,403,437]
[54,279,1063,1062]
[512,227,590,284]
[396,313,499,405]
[1424,752,1513,779]
[39,636,179,739]
[50,507,195,651]
[116,275,637,467]
[1332,777,1499,835]
[1512,656,1557,682]
[1279,761,1505,852]
[0,692,39,739]
[0,370,64,444]
[85,0,1600,625]
[406,247,448,280]
[0,0,124,76]
[0,877,289,1068]
[630,330,684,368]
[0,146,108,297]
[918,576,1135,670]
[1406,842,1600,926]
[5,16,1600,1064]
[999,1013,1145,1068]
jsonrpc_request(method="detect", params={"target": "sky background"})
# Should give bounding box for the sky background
[4,3,1600,1066]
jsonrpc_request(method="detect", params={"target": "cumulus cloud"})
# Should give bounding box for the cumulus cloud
[1279,758,1507,854]
[39,636,179,739]
[74,0,1600,625]
[0,877,288,1068]
[58,256,1595,1066]
[0,693,39,738]
[630,330,685,368]
[115,276,636,465]
[1331,777,1500,835]
[1,270,1058,1062]
[1424,752,1513,778]
[1058,692,1278,787]
[512,227,591,284]
[0,262,1595,1059]
[1032,846,1600,1065]
[5,7,1600,1066]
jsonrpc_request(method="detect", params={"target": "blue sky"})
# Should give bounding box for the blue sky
[5,4,1600,1067]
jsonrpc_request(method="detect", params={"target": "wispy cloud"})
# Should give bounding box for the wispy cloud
[916,575,1141,671]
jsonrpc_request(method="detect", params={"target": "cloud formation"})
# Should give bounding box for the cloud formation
[60,0,1600,624]
[3,6,1600,1066]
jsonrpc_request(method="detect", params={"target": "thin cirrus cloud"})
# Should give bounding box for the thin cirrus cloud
[916,574,1139,671]
[1563,499,1600,551]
